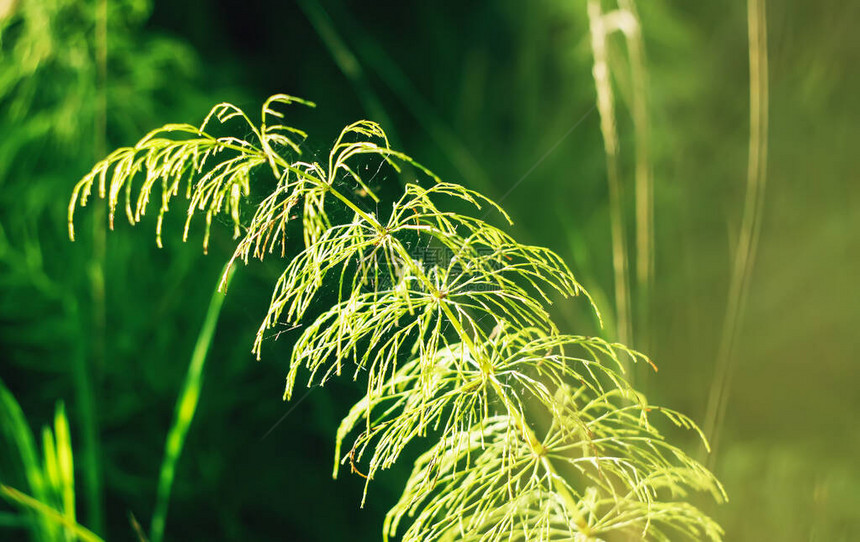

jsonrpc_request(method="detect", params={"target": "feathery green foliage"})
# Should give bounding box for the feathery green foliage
[68,95,725,540]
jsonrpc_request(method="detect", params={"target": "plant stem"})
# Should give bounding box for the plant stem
[702,0,769,467]
[587,0,633,350]
[70,300,102,538]
[150,264,235,542]
[75,0,109,535]
[617,0,654,355]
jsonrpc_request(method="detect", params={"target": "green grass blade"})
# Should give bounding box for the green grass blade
[69,299,105,538]
[52,402,76,541]
[40,427,60,541]
[0,378,51,541]
[0,485,103,542]
[149,264,236,542]
[0,379,43,497]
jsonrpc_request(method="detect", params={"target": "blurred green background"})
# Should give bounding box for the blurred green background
[1,0,857,540]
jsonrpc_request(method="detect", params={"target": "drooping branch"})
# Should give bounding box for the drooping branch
[68,96,726,541]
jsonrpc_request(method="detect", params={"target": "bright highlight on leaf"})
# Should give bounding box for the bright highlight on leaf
[69,95,725,541]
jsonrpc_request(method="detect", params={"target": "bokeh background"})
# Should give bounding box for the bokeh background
[1,0,857,540]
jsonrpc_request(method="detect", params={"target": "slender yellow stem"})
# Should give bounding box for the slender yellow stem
[702,0,769,466]
[617,0,654,353]
[588,0,633,350]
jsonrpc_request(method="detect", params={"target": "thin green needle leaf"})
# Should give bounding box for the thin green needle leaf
[0,379,53,540]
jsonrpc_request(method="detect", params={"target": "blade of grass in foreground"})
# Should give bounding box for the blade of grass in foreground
[52,402,77,540]
[0,485,103,542]
[149,264,236,542]
[0,379,52,541]
[38,402,77,541]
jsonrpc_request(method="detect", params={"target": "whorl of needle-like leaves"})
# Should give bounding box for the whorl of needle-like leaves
[68,95,726,541]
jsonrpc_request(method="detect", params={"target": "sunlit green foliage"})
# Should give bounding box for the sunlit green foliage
[69,96,725,540]
[3,0,855,540]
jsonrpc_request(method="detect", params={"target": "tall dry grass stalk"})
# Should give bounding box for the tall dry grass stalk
[587,0,654,356]
[617,0,654,351]
[702,0,770,466]
[587,0,632,348]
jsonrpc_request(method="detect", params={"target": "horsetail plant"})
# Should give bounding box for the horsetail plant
[68,95,725,541]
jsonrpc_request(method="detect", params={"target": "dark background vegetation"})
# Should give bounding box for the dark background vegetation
[1,0,858,540]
